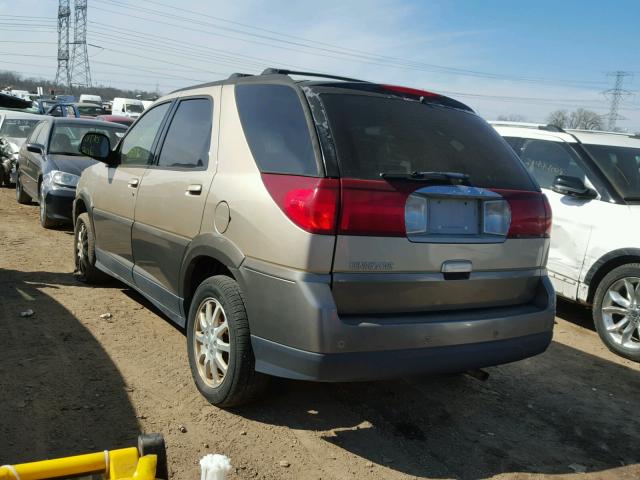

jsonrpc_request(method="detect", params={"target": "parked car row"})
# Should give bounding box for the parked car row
[3,69,638,409]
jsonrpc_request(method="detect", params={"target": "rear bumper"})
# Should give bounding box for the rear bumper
[239,259,556,381]
[252,331,552,382]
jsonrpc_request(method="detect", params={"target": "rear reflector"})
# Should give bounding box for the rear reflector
[493,190,552,238]
[261,174,339,234]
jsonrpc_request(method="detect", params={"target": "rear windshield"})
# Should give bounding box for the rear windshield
[320,93,535,190]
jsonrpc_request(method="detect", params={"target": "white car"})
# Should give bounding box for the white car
[0,110,43,186]
[492,122,640,361]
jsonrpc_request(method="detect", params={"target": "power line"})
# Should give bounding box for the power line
[603,71,634,130]
[70,0,91,87]
[55,0,71,89]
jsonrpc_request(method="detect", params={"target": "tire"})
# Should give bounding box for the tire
[137,433,168,480]
[187,275,268,407]
[15,173,31,204]
[74,213,109,284]
[593,263,640,362]
[39,184,56,229]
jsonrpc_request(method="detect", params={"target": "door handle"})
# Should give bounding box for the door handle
[185,184,202,195]
[128,178,139,188]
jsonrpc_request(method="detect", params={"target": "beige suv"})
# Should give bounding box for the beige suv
[75,69,555,406]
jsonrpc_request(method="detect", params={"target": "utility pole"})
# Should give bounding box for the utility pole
[54,0,71,90]
[604,71,633,131]
[70,0,92,88]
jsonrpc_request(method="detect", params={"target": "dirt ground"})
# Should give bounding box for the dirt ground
[1,185,639,480]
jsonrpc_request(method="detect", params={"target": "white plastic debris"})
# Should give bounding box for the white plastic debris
[100,313,112,320]
[200,454,231,480]
[19,309,34,317]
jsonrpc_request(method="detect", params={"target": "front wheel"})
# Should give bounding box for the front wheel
[593,263,640,362]
[15,174,31,204]
[74,213,109,284]
[39,185,56,229]
[187,275,268,407]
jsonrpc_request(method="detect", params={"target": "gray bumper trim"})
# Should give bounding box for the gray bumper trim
[252,331,553,382]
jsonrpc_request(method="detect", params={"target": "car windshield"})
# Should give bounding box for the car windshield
[125,103,143,113]
[77,105,104,116]
[0,118,40,139]
[583,144,640,200]
[319,93,535,190]
[49,123,126,156]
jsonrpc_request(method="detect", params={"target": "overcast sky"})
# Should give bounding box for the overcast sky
[1,0,639,131]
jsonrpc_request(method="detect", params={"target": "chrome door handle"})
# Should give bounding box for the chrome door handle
[185,184,202,195]
[128,178,139,188]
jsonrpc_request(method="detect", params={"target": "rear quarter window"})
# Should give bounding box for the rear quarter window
[235,84,319,176]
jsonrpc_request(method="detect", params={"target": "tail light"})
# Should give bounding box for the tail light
[261,174,339,234]
[494,190,552,238]
[262,174,551,239]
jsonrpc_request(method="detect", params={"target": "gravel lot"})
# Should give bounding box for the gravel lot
[1,185,639,480]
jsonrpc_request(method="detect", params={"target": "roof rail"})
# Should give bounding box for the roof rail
[260,68,367,83]
[539,124,565,133]
[227,72,252,79]
[490,121,566,133]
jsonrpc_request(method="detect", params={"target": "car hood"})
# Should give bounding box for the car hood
[48,154,99,176]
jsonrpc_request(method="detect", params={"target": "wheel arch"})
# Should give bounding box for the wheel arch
[585,248,640,303]
[179,233,245,319]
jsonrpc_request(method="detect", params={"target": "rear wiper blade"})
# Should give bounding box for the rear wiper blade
[380,171,470,184]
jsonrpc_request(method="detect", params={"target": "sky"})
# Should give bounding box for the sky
[1,0,639,131]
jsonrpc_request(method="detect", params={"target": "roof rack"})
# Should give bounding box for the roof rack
[227,72,252,79]
[489,121,566,133]
[260,68,368,83]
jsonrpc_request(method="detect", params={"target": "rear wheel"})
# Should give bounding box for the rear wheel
[15,174,30,204]
[187,275,268,407]
[74,213,109,284]
[593,263,640,362]
[39,185,56,229]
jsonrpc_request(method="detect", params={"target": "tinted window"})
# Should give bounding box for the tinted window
[320,94,535,190]
[0,118,40,139]
[120,102,170,166]
[516,139,586,189]
[49,123,126,155]
[235,84,318,175]
[158,98,212,169]
[583,144,640,199]
[36,122,50,147]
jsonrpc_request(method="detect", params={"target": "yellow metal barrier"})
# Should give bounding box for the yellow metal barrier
[0,434,166,480]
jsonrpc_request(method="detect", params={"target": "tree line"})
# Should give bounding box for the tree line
[0,70,159,101]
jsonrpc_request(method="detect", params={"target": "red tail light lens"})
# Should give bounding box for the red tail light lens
[494,190,552,238]
[381,84,439,98]
[261,173,339,234]
[339,179,413,236]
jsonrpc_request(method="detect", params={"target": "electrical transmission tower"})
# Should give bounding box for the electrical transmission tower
[70,0,92,88]
[54,0,71,89]
[604,71,633,131]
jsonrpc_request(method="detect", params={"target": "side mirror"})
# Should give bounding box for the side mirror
[80,132,115,165]
[26,143,44,154]
[552,175,597,199]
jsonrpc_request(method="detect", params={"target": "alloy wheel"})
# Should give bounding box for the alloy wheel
[193,298,230,387]
[601,276,640,350]
[76,222,88,274]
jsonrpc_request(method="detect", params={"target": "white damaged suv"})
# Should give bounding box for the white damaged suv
[493,122,640,361]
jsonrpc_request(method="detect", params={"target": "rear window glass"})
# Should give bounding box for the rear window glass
[320,93,535,190]
[235,84,318,176]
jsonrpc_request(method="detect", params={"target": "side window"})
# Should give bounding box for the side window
[235,84,318,175]
[120,102,171,166]
[157,98,212,169]
[517,139,586,189]
[49,106,62,117]
[27,122,43,144]
[36,123,50,147]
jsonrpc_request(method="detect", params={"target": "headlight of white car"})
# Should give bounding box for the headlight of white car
[51,170,79,189]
